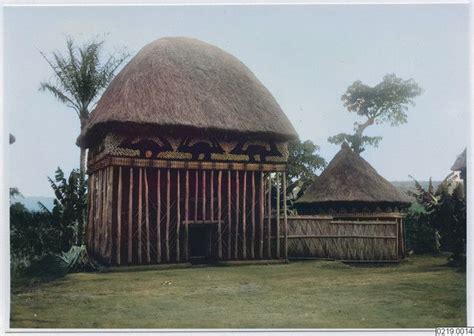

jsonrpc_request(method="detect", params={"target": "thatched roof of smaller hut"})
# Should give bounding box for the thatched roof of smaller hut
[451,148,466,172]
[296,143,410,205]
[79,37,297,147]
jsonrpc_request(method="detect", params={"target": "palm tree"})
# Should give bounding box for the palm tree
[40,37,129,175]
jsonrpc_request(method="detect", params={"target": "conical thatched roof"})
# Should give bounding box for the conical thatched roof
[79,37,297,147]
[296,143,410,205]
[451,148,466,171]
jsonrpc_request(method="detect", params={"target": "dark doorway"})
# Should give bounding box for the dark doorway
[189,225,211,264]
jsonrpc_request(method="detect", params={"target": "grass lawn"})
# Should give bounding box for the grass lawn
[10,254,465,329]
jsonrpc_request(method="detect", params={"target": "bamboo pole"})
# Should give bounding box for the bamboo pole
[176,170,181,262]
[217,170,222,259]
[209,170,214,257]
[259,172,264,259]
[138,167,143,264]
[276,172,281,258]
[144,169,150,263]
[203,170,206,220]
[267,174,271,258]
[227,170,232,260]
[101,168,107,259]
[195,171,198,222]
[156,169,161,263]
[87,173,94,251]
[94,172,99,255]
[401,218,406,258]
[242,171,247,259]
[185,170,189,261]
[235,171,239,259]
[108,166,114,263]
[128,167,133,264]
[251,171,255,259]
[283,172,288,260]
[166,168,170,262]
[117,167,122,265]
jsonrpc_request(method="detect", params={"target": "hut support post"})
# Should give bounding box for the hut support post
[128,168,133,264]
[235,171,239,259]
[203,171,206,220]
[157,170,161,263]
[87,174,94,253]
[267,173,272,258]
[138,168,143,264]
[227,171,232,259]
[276,172,280,258]
[194,171,198,222]
[107,167,113,263]
[176,170,181,262]
[185,170,189,261]
[209,170,213,257]
[242,171,247,259]
[217,170,222,259]
[166,169,170,262]
[144,169,150,263]
[251,171,255,259]
[283,172,288,260]
[116,167,122,265]
[259,172,264,259]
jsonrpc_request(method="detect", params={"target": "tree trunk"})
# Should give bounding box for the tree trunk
[80,148,87,176]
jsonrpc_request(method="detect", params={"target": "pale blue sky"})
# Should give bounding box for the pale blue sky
[4,4,470,197]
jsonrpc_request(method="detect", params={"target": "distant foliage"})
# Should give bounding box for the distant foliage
[329,74,423,153]
[10,203,59,272]
[286,139,326,213]
[10,167,88,273]
[406,177,466,267]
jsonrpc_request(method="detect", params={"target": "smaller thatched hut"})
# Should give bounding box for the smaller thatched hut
[290,143,410,262]
[451,148,466,197]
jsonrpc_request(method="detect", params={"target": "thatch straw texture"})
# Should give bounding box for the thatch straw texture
[79,37,297,148]
[287,216,399,261]
[296,143,410,206]
[451,148,466,171]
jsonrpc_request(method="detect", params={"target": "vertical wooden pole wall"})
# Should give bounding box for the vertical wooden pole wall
[88,165,290,265]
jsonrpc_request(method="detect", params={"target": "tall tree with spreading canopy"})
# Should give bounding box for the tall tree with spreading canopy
[40,37,129,175]
[328,73,423,153]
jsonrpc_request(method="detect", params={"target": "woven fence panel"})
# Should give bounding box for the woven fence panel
[287,216,398,261]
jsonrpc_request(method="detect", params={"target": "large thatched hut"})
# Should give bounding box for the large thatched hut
[291,143,410,261]
[79,37,297,266]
